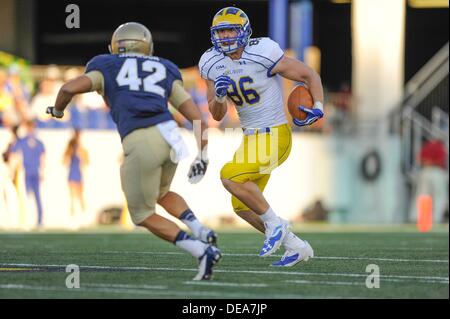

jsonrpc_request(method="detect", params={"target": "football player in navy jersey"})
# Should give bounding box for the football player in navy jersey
[47,22,221,280]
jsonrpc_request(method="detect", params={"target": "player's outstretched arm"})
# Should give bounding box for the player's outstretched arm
[206,79,228,121]
[272,56,324,107]
[178,97,210,184]
[177,99,208,156]
[47,75,94,118]
[169,80,208,156]
[169,80,209,183]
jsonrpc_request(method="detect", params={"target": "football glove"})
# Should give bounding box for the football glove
[46,106,64,119]
[293,106,324,127]
[214,75,232,101]
[188,155,209,184]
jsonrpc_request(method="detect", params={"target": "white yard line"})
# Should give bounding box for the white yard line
[0,283,309,298]
[101,250,449,263]
[1,262,448,282]
[184,281,268,288]
[287,278,449,286]
[5,248,450,263]
[83,283,168,290]
[289,280,362,286]
[313,256,448,263]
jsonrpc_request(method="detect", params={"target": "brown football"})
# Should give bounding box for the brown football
[287,84,314,121]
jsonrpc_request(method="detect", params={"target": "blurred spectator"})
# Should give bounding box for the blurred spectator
[46,65,64,94]
[8,65,30,122]
[0,125,22,226]
[30,65,67,127]
[2,125,20,180]
[0,67,16,127]
[297,199,329,222]
[334,82,352,112]
[77,82,110,130]
[10,120,46,227]
[63,129,89,216]
[324,83,354,134]
[410,139,449,223]
[63,68,86,129]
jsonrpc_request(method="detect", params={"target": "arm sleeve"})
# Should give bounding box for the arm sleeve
[168,80,192,109]
[164,60,183,82]
[84,71,105,96]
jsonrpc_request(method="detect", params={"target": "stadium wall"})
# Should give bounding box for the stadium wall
[0,129,406,229]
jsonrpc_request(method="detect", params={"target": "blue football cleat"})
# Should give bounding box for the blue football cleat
[271,241,314,267]
[259,219,290,257]
[193,245,222,280]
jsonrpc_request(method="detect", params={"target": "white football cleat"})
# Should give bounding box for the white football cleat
[193,245,222,281]
[259,219,290,257]
[271,240,314,267]
[197,226,218,246]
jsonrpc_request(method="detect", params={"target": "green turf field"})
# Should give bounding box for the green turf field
[0,226,448,299]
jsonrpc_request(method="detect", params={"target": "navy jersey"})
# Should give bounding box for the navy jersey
[11,135,45,178]
[85,53,182,139]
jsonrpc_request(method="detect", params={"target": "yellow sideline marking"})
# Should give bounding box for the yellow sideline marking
[0,268,33,271]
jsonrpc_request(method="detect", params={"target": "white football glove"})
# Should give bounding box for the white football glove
[188,155,209,184]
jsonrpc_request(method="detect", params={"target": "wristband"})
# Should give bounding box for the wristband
[313,101,324,112]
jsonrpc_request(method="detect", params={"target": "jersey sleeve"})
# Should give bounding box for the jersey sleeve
[198,48,223,81]
[164,59,183,83]
[246,38,284,76]
[265,38,284,67]
[198,50,211,80]
[85,54,110,74]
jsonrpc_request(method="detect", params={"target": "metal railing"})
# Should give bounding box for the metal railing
[401,106,449,178]
[394,42,449,179]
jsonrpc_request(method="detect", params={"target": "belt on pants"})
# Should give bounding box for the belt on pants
[242,127,271,136]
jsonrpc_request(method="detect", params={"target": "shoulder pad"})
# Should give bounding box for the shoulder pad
[243,37,284,69]
[198,47,224,80]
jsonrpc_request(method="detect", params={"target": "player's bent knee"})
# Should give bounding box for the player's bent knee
[231,196,249,213]
[129,208,156,226]
[221,178,231,188]
[221,178,242,193]
[157,189,170,202]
